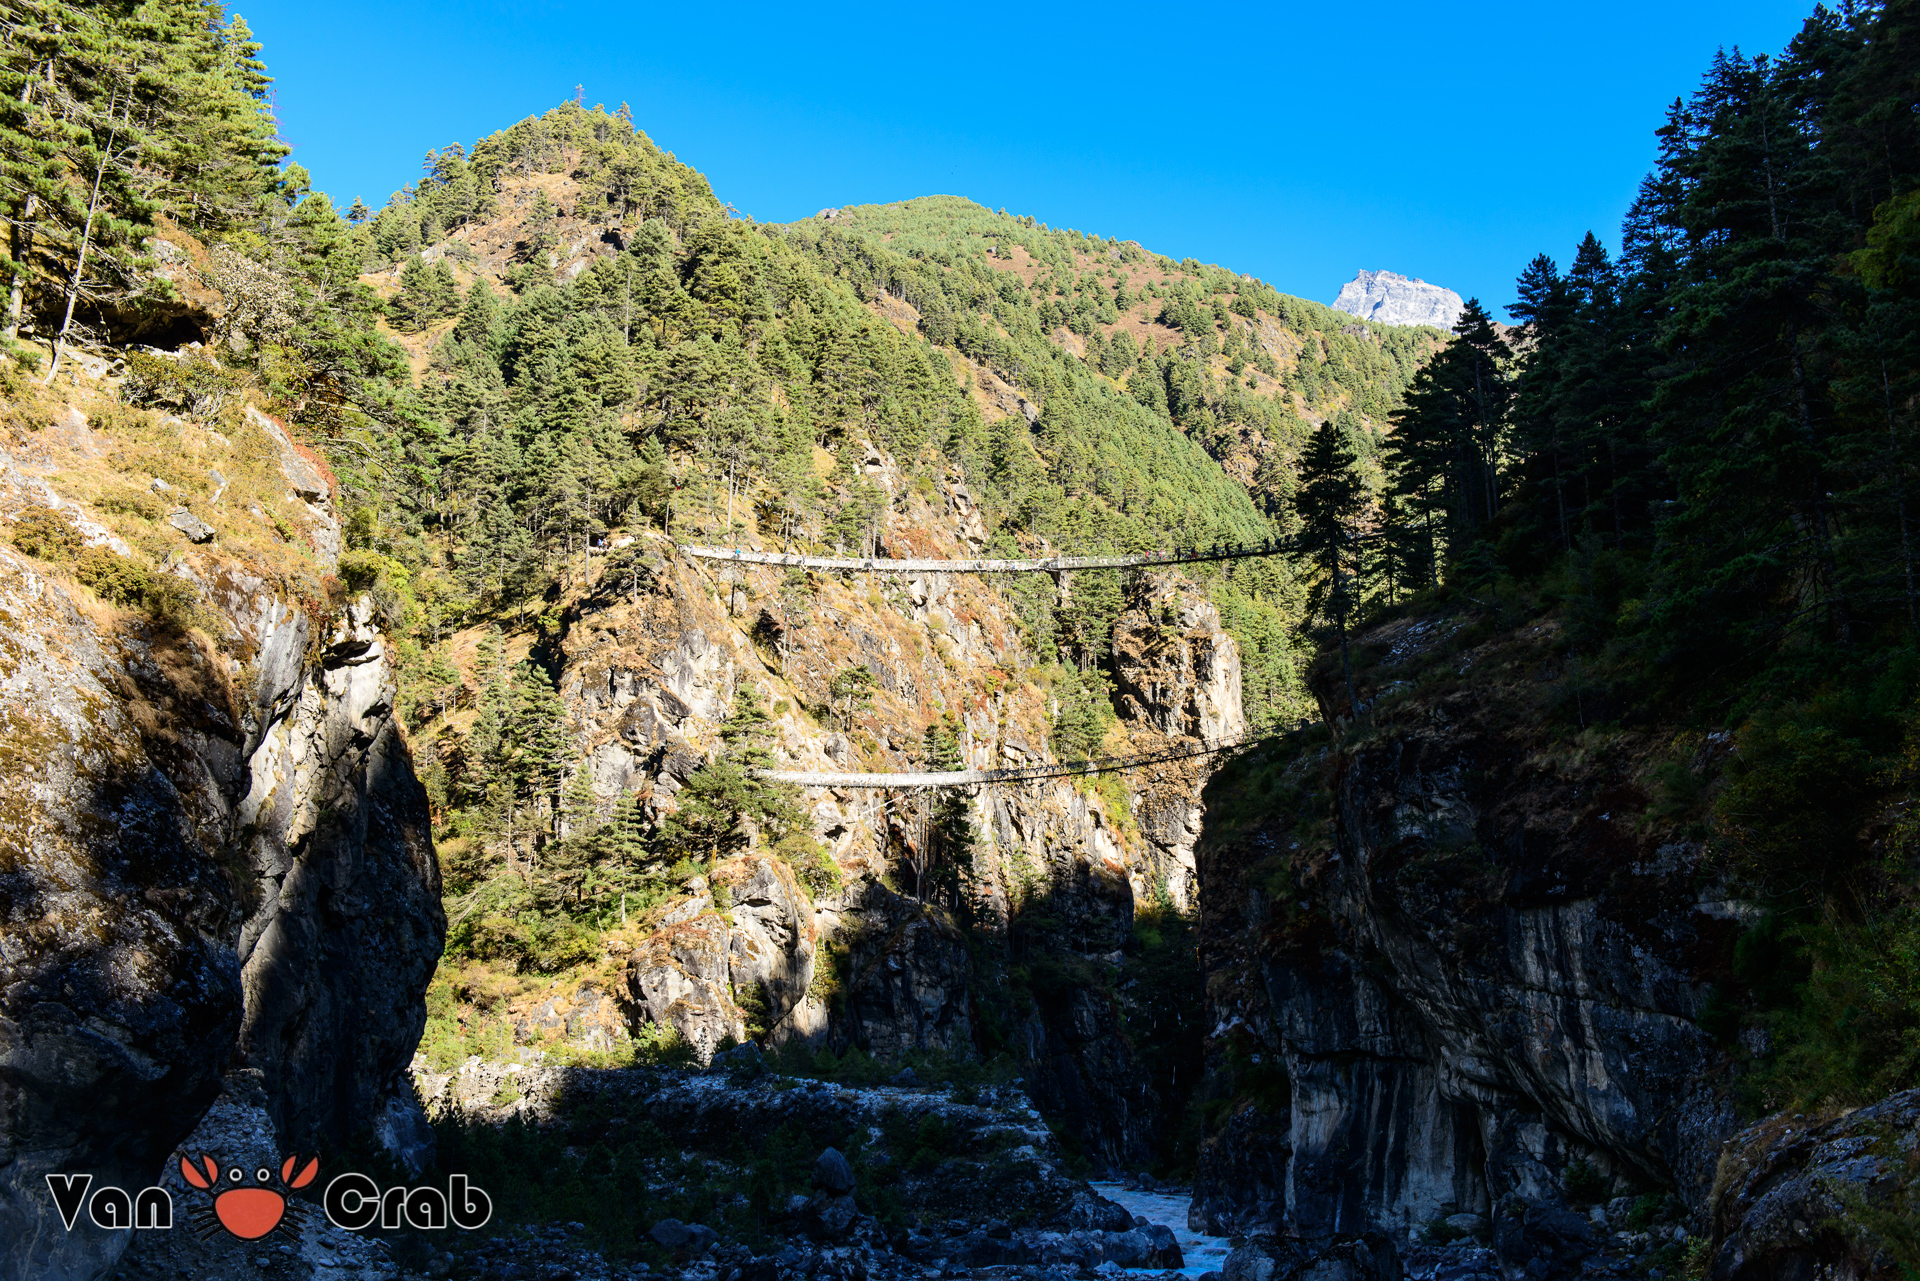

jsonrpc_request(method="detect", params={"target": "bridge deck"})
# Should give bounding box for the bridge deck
[760,734,1265,788]
[682,542,1294,574]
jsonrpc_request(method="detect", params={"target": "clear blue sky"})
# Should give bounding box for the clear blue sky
[241,0,1816,316]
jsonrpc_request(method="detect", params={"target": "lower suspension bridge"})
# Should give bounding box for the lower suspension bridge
[757,726,1287,790]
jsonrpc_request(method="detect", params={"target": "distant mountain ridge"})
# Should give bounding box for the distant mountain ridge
[1331,268,1462,331]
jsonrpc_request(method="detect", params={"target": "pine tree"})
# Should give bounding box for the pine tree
[1296,418,1365,720]
[660,688,811,866]
[1385,299,1512,569]
[828,664,877,730]
[502,663,572,843]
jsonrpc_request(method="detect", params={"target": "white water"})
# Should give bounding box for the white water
[1088,1182,1232,1278]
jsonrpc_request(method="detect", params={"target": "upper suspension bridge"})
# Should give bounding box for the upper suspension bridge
[681,537,1314,575]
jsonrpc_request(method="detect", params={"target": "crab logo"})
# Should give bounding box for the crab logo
[177,1153,320,1240]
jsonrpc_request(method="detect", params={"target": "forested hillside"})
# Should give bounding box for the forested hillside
[1170,12,1920,1274]
[1267,0,1920,1120]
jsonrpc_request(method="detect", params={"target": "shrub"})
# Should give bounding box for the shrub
[1747,904,1920,1111]
[8,506,84,561]
[74,548,202,630]
[97,488,166,521]
[1563,1156,1608,1205]
[122,350,243,417]
[336,547,415,630]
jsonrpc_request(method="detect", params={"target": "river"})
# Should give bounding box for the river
[1088,1182,1232,1278]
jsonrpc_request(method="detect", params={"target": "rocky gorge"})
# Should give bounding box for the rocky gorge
[0,336,1244,1278]
[4,355,1914,1281]
[3,366,1911,1281]
[1,66,1913,1281]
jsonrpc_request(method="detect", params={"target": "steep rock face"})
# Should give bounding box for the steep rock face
[0,397,441,1281]
[231,596,442,1160]
[476,450,1244,1170]
[0,550,242,1281]
[817,878,972,1059]
[1112,582,1245,745]
[1331,269,1463,332]
[1193,610,1742,1252]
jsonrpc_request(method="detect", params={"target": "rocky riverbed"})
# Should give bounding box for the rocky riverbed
[112,1052,1199,1281]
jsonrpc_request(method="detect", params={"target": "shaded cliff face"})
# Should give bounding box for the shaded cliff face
[0,385,442,1281]
[1192,606,1743,1251]
[428,446,1242,1172]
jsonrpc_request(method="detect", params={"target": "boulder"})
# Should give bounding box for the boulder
[1222,1234,1399,1281]
[1493,1198,1596,1277]
[814,1146,856,1194]
[1103,1228,1152,1266]
[1064,1190,1139,1233]
[166,505,215,543]
[649,1218,716,1254]
[801,1191,859,1242]
[1142,1223,1184,1268]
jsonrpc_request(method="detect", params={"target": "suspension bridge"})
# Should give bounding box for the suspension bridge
[756,725,1297,789]
[680,538,1309,574]
[678,535,1325,788]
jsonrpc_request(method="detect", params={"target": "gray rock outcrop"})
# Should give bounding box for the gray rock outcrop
[0,422,440,1280]
[0,549,242,1281]
[1193,607,1742,1252]
[1331,269,1463,331]
[1707,1088,1920,1281]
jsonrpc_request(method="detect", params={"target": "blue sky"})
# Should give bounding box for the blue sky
[243,1,1816,316]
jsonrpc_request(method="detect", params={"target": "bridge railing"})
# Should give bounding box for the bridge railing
[756,723,1312,789]
[680,541,1305,574]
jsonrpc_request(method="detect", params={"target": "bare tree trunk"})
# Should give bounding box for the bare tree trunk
[44,93,121,386]
[4,59,44,343]
[4,189,34,343]
[1886,363,1917,629]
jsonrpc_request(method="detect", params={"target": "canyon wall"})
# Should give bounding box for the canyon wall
[0,396,442,1281]
[1192,609,1744,1275]
[445,445,1244,1171]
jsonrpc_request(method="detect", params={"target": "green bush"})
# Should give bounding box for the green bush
[1563,1156,1607,1205]
[1747,904,1920,1111]
[97,488,166,521]
[8,506,85,561]
[122,350,243,417]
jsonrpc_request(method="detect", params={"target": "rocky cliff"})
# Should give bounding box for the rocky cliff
[423,441,1245,1172]
[0,373,443,1281]
[1331,269,1463,332]
[1190,605,1744,1274]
